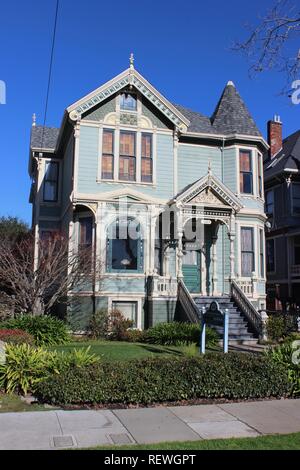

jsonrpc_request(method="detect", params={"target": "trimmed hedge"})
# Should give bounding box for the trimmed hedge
[143,322,218,347]
[35,353,291,405]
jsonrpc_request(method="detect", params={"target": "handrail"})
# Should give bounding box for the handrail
[177,279,200,323]
[231,280,262,336]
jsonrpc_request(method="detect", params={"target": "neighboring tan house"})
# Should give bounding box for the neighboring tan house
[264,117,300,311]
[28,58,268,341]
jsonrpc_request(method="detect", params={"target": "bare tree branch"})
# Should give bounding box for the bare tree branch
[232,0,300,93]
[0,233,101,316]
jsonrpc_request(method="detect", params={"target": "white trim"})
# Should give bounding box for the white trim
[108,296,143,330]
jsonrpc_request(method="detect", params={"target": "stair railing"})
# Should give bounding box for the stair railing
[177,279,200,323]
[231,280,263,337]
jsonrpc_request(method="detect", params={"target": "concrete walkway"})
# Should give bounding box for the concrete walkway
[0,399,299,450]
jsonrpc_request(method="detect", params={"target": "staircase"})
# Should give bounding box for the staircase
[194,295,258,344]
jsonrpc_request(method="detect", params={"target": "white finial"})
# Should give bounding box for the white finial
[227,80,235,87]
[32,113,36,126]
[129,52,134,69]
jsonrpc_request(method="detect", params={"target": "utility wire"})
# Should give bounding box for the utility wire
[40,0,60,149]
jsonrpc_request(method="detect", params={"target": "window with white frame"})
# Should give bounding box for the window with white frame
[292,184,300,215]
[120,92,137,111]
[112,300,138,327]
[241,227,255,276]
[102,129,114,180]
[259,228,264,278]
[141,133,152,182]
[43,161,59,202]
[257,153,263,198]
[119,131,136,181]
[239,150,253,194]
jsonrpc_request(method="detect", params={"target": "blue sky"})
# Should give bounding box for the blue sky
[0,0,299,224]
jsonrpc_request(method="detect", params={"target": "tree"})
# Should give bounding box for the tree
[0,232,98,316]
[0,216,29,243]
[232,0,300,92]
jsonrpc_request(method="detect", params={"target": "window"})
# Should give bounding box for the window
[241,227,255,276]
[43,161,59,202]
[112,301,138,328]
[265,190,274,215]
[258,153,263,198]
[239,150,253,194]
[102,130,114,179]
[292,184,300,214]
[266,239,275,272]
[79,217,93,250]
[141,133,152,182]
[107,218,143,272]
[294,236,300,265]
[259,229,264,277]
[119,132,136,181]
[120,92,137,111]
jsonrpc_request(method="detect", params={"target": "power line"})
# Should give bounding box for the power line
[40,0,60,149]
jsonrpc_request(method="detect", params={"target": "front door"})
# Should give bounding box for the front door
[182,249,201,293]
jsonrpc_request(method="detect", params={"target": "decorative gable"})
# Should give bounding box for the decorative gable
[173,171,243,212]
[67,68,189,131]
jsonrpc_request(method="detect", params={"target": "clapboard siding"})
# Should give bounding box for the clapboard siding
[178,144,221,191]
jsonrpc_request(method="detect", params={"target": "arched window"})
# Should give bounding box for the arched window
[106,218,143,273]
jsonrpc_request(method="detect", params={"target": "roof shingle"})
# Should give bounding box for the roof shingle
[30,126,60,150]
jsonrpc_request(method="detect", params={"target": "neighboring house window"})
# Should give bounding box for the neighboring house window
[120,92,137,111]
[294,236,300,265]
[292,184,300,214]
[141,133,152,182]
[265,190,274,215]
[266,239,275,272]
[241,227,255,276]
[43,161,59,202]
[259,228,264,278]
[102,129,114,179]
[239,150,253,194]
[258,153,263,198]
[119,131,136,181]
[112,301,138,328]
[107,218,143,272]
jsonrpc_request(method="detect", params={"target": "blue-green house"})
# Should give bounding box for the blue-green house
[29,59,269,341]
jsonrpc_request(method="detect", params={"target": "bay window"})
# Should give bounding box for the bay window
[107,218,143,272]
[241,227,255,276]
[119,131,136,181]
[259,228,264,277]
[239,150,253,194]
[258,153,263,198]
[43,161,59,202]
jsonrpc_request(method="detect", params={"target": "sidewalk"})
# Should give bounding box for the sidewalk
[0,399,299,450]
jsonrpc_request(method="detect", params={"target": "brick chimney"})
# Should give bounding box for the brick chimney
[267,115,282,158]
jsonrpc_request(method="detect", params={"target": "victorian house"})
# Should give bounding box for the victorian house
[264,117,300,310]
[29,58,268,341]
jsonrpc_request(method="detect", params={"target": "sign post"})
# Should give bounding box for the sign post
[200,301,229,354]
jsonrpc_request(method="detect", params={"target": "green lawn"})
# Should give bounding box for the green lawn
[86,432,300,450]
[48,340,207,361]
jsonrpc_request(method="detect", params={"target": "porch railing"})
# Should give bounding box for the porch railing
[177,279,200,323]
[236,279,253,297]
[231,280,263,337]
[147,275,178,297]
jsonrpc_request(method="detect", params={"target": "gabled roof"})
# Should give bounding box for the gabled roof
[66,67,190,131]
[264,129,300,180]
[210,81,262,137]
[171,170,243,212]
[173,104,214,134]
[30,125,60,150]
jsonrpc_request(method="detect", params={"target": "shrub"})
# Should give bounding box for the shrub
[88,309,109,339]
[266,314,297,342]
[35,353,291,405]
[0,329,34,345]
[266,341,300,396]
[1,315,70,346]
[122,329,146,343]
[143,322,218,347]
[108,309,133,341]
[0,343,99,394]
